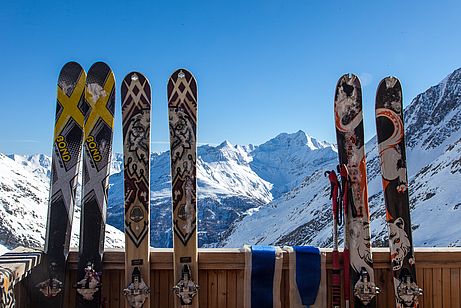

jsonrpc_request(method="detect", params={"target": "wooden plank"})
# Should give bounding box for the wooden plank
[376,267,392,308]
[217,270,227,307]
[326,265,331,308]
[226,270,237,308]
[152,269,160,308]
[199,269,207,307]
[66,248,461,269]
[416,267,424,308]
[388,268,395,308]
[208,270,218,308]
[442,268,451,308]
[108,268,121,308]
[236,270,244,308]
[451,268,460,308]
[433,268,442,307]
[424,268,433,308]
[158,270,170,308]
[168,269,174,308]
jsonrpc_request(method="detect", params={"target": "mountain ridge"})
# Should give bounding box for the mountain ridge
[225,67,461,248]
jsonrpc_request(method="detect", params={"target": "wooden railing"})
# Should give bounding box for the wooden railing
[15,247,461,307]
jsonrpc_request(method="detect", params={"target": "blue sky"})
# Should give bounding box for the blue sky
[1,0,461,155]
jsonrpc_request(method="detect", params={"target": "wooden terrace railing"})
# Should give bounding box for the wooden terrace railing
[12,247,461,308]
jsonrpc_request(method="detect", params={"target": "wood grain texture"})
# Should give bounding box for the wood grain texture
[15,248,461,307]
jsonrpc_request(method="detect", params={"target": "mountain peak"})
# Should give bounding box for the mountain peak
[6,153,51,178]
[217,140,233,149]
[259,130,330,151]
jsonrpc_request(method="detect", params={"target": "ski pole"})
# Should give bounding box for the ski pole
[339,164,351,308]
[325,170,341,308]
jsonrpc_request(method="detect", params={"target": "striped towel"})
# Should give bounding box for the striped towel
[0,247,42,308]
[283,246,326,308]
[242,245,283,308]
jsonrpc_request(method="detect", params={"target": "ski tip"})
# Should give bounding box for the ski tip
[85,62,116,117]
[337,73,360,86]
[375,76,402,109]
[379,76,401,90]
[334,73,361,105]
[121,71,152,110]
[335,73,361,94]
[88,61,111,71]
[167,68,198,100]
[169,68,195,79]
[58,62,86,96]
[59,62,86,83]
[122,71,150,86]
[60,61,84,73]
[87,62,114,82]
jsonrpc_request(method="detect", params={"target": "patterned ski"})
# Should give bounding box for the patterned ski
[75,62,115,307]
[168,69,199,307]
[121,72,151,307]
[375,77,422,308]
[29,61,86,308]
[334,74,378,307]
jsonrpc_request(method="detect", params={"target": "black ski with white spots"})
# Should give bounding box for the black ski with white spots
[375,77,422,308]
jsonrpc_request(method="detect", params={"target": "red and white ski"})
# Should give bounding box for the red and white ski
[334,74,379,307]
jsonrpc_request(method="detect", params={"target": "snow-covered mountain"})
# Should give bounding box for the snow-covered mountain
[0,153,125,250]
[250,131,337,198]
[1,67,461,250]
[225,68,461,248]
[0,131,334,249]
[107,132,334,247]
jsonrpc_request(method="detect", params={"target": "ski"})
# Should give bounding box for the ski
[334,73,379,307]
[121,72,152,307]
[29,61,86,308]
[375,77,422,308]
[75,62,115,307]
[168,68,199,307]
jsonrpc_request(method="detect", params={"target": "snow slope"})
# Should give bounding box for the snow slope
[107,135,333,247]
[0,153,124,250]
[224,68,461,248]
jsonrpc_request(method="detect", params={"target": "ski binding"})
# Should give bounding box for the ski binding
[36,262,63,297]
[75,262,102,300]
[123,266,150,307]
[354,267,380,305]
[396,275,423,306]
[172,264,199,305]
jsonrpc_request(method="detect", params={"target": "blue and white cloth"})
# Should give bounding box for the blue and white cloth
[243,245,283,308]
[284,246,326,308]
